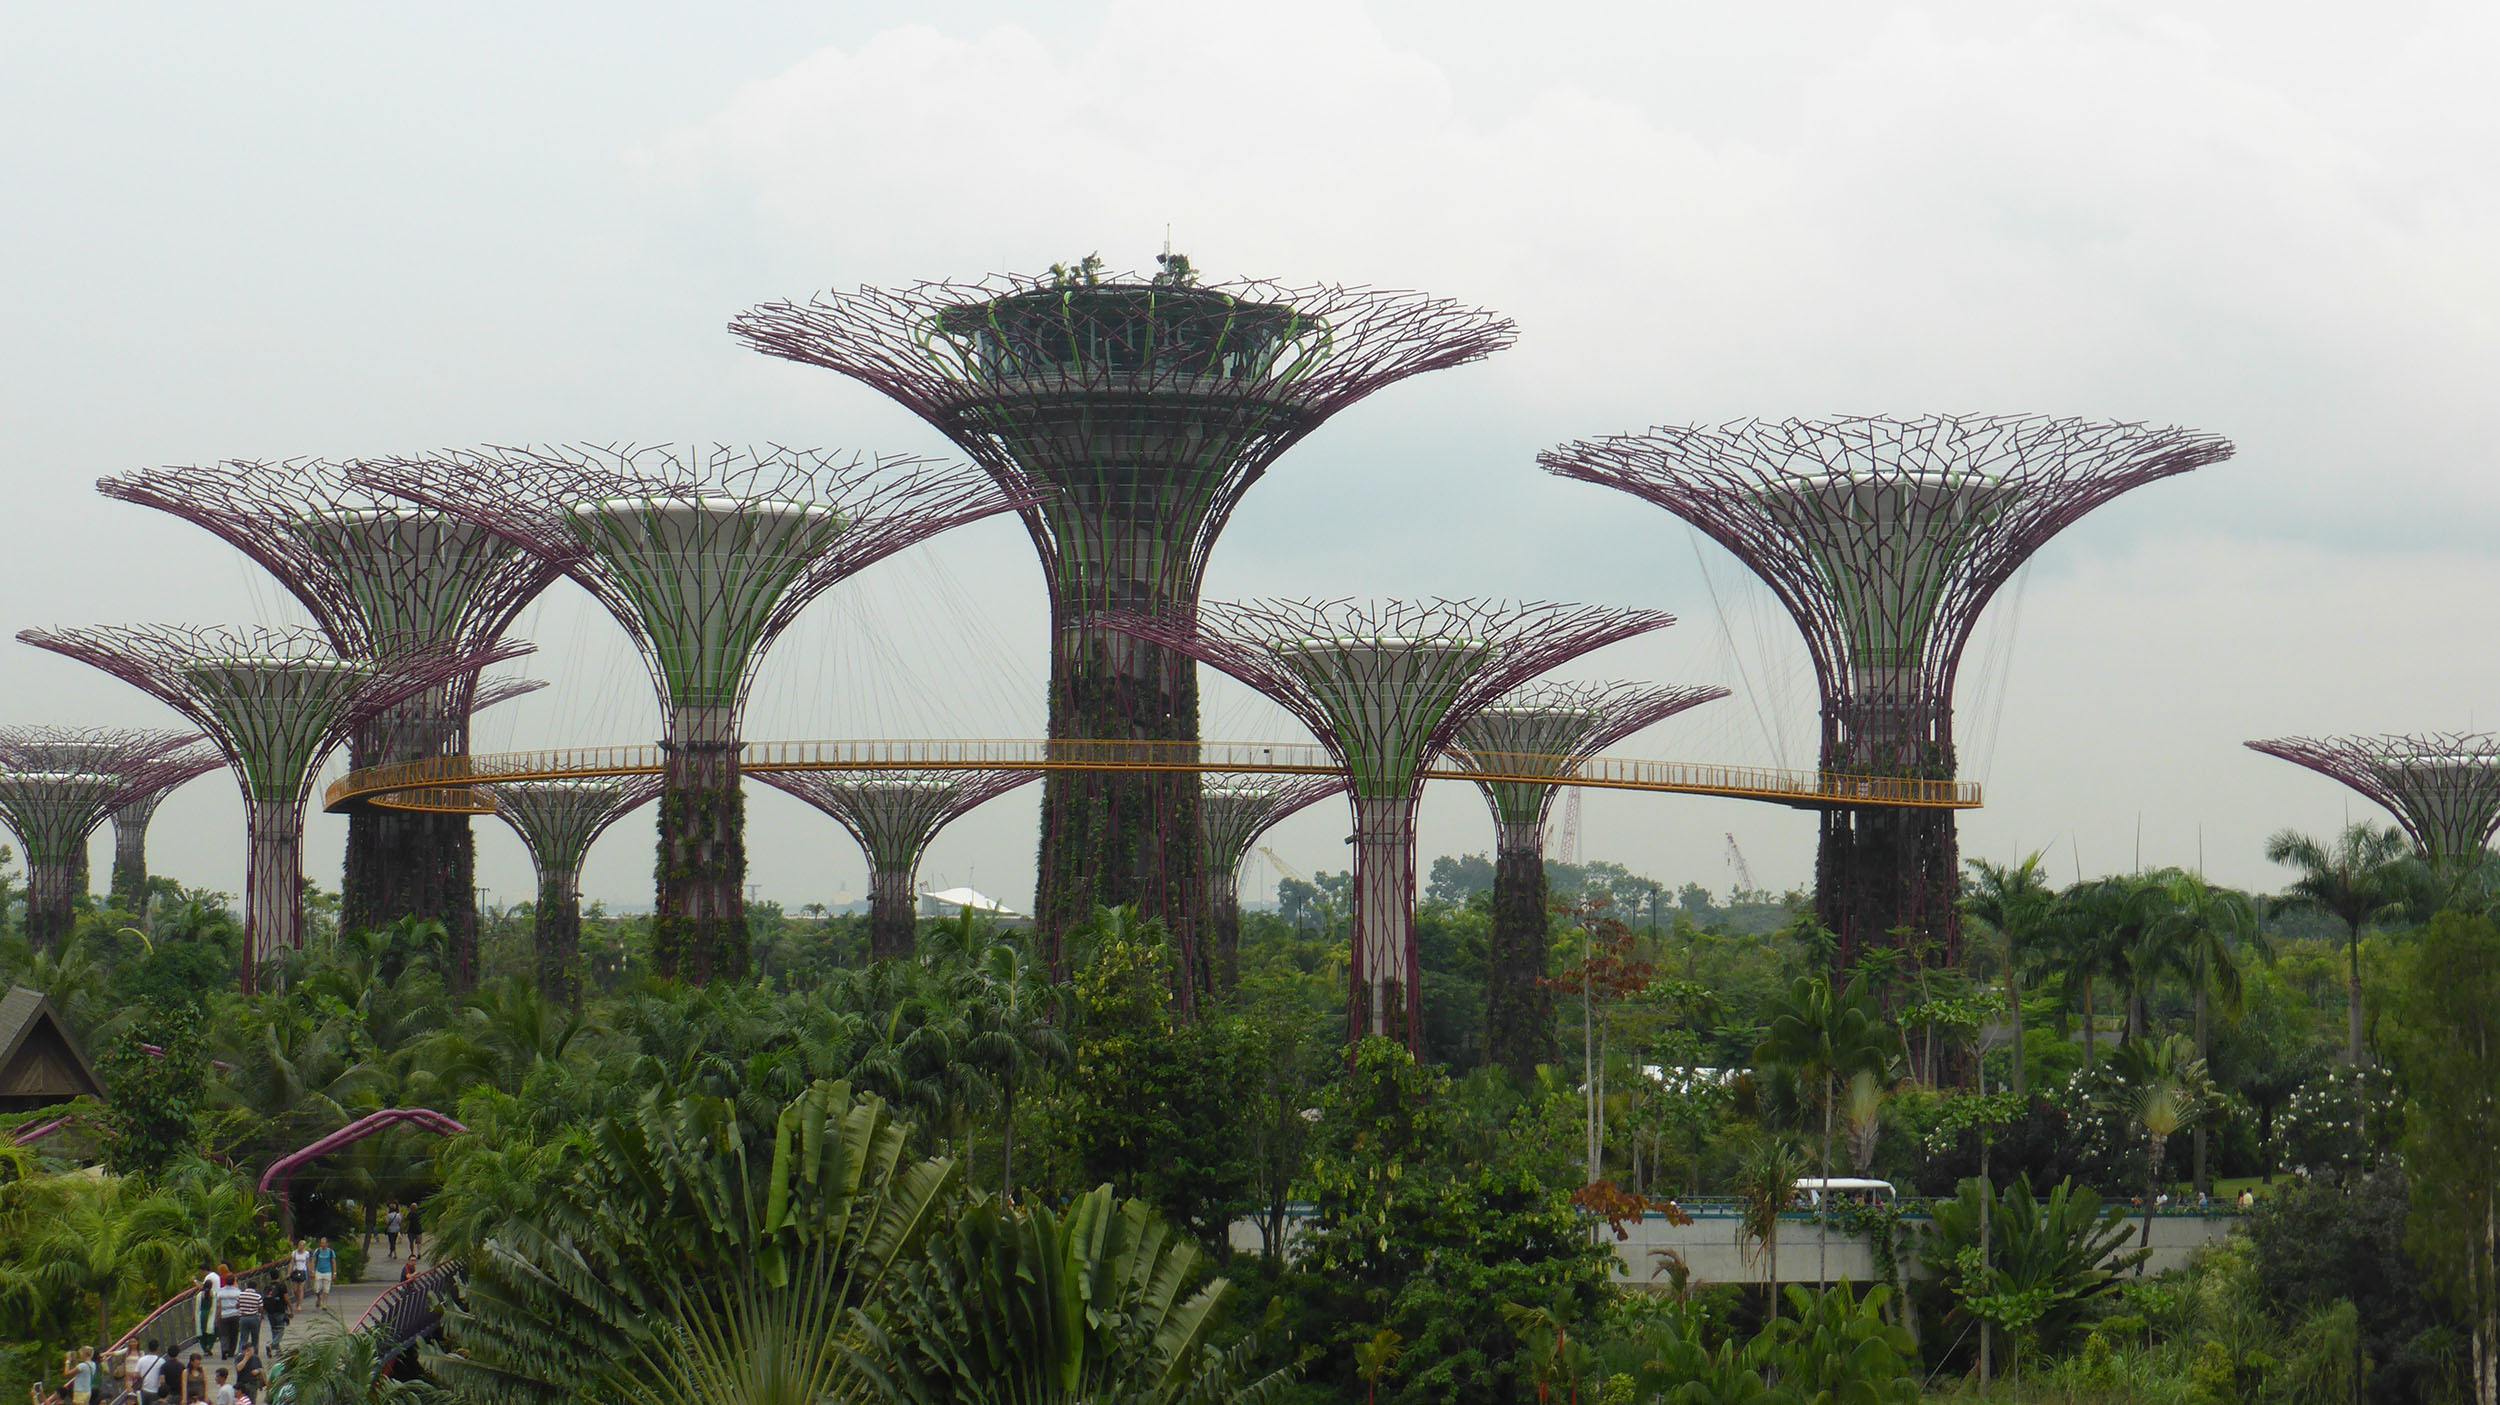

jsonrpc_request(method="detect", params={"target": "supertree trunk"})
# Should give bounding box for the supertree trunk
[342,690,479,987]
[22,849,80,954]
[868,863,916,961]
[243,798,307,993]
[109,796,158,913]
[1207,862,1244,995]
[655,703,746,983]
[534,866,583,1011]
[1348,792,1422,1045]
[1487,824,1558,1078]
[1036,625,1205,998]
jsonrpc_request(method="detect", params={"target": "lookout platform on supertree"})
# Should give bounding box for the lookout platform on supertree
[730,261,1516,973]
[758,768,1039,963]
[1447,679,1727,1077]
[350,443,1030,984]
[1543,414,2230,964]
[2247,732,2500,879]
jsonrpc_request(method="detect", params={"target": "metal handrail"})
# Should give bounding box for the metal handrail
[357,1261,459,1365]
[324,737,1982,815]
[48,1256,292,1403]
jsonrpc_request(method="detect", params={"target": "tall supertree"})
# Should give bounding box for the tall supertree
[1447,680,1728,1077]
[731,263,1516,973]
[757,768,1039,963]
[2246,733,2500,876]
[105,743,225,912]
[1198,773,1346,995]
[98,461,565,975]
[353,444,1028,983]
[480,776,663,1009]
[1102,599,1674,1047]
[1542,416,2231,962]
[17,625,526,990]
[0,728,210,950]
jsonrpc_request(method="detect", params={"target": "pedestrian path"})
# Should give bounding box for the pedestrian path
[280,1246,410,1352]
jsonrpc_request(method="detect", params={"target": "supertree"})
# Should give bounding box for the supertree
[1446,679,1728,1077]
[105,743,226,912]
[731,262,1516,973]
[352,444,1029,983]
[98,461,564,974]
[757,768,1039,963]
[479,776,663,1009]
[1101,598,1675,1047]
[0,728,211,950]
[1542,415,2231,963]
[16,625,528,990]
[1197,773,1346,995]
[2246,733,2500,877]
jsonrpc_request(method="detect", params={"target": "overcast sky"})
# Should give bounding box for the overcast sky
[4,1,2496,916]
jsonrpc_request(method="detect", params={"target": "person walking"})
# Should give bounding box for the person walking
[129,1343,165,1405]
[309,1239,335,1308]
[404,1203,421,1259]
[286,1242,308,1307]
[179,1358,208,1405]
[260,1287,290,1352]
[192,1267,220,1357]
[230,1346,262,1404]
[384,1205,403,1259]
[230,1281,263,1360]
[212,1274,242,1360]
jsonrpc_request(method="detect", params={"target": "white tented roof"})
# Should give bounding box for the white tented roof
[919,886,1024,917]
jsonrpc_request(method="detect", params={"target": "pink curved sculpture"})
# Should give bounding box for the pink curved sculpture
[259,1107,467,1199]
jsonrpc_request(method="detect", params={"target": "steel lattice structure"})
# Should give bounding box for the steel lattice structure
[1198,773,1347,994]
[99,459,565,968]
[0,728,210,950]
[2246,733,2500,873]
[1103,598,1674,1046]
[757,768,1038,963]
[1447,680,1727,1076]
[352,443,1029,983]
[731,269,1516,973]
[106,743,226,913]
[481,776,663,1009]
[16,625,528,990]
[1542,415,2230,961]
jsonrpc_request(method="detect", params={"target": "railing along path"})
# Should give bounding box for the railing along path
[326,738,1982,815]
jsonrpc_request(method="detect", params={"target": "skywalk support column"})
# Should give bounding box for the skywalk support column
[1544,416,2230,964]
[1450,681,1725,1078]
[19,626,525,991]
[1198,775,1345,995]
[485,777,662,1008]
[732,265,1515,980]
[1103,599,1675,1050]
[759,769,1038,961]
[355,445,1026,984]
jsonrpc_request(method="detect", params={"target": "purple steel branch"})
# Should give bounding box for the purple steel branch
[0,728,218,950]
[2247,732,2500,869]
[759,767,1038,961]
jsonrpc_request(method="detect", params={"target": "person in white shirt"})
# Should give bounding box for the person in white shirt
[130,1343,165,1404]
[213,1278,243,1359]
[287,1242,310,1306]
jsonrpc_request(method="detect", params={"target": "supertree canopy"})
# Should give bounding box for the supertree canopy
[757,768,1038,963]
[730,263,1516,973]
[1197,773,1346,995]
[480,776,663,1010]
[0,728,210,950]
[1542,415,2231,962]
[105,743,226,913]
[17,625,527,990]
[352,443,1029,983]
[2247,733,2500,875]
[1447,680,1727,1077]
[1103,598,1674,1047]
[98,460,564,971]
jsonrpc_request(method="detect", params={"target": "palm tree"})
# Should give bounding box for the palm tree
[1961,854,2059,1099]
[2144,870,2265,1193]
[2053,877,2155,1068]
[4,1178,190,1348]
[2265,824,2412,1064]
[1732,1132,1810,1320]
[2100,1034,2216,1265]
[1755,975,1889,1287]
[959,941,1068,1198]
[1352,1327,1405,1405]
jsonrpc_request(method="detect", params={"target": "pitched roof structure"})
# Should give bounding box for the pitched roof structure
[0,986,104,1112]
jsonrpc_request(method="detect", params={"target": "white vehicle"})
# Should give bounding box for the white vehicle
[1793,1177,1896,1209]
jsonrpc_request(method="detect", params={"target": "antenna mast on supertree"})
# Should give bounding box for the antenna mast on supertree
[17,625,528,991]
[99,460,564,977]
[1543,415,2231,963]
[1198,773,1345,995]
[732,264,1516,974]
[0,728,210,951]
[353,443,1029,983]
[479,776,662,1010]
[1447,679,1727,1077]
[1102,598,1673,1047]
[757,769,1038,962]
[2247,733,2500,877]
[105,742,225,914]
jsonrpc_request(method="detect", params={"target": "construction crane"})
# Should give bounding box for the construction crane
[1723,833,1757,900]
[1256,844,1311,886]
[1556,785,1583,867]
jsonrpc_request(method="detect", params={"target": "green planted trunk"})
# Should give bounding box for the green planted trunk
[1487,844,1557,1078]
[535,869,583,1010]
[654,744,748,983]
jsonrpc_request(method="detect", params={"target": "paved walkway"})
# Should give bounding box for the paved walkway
[280,1245,413,1352]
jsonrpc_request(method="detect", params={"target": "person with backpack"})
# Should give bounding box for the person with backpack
[309,1240,335,1307]
[129,1343,166,1404]
[261,1286,291,1350]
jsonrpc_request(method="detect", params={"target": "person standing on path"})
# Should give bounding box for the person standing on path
[212,1275,242,1360]
[384,1205,402,1259]
[286,1243,308,1307]
[129,1344,164,1405]
[230,1282,262,1360]
[309,1240,335,1308]
[260,1287,290,1352]
[192,1268,220,1357]
[405,1204,421,1260]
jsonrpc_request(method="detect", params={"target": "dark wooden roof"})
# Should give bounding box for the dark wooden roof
[0,986,104,1109]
